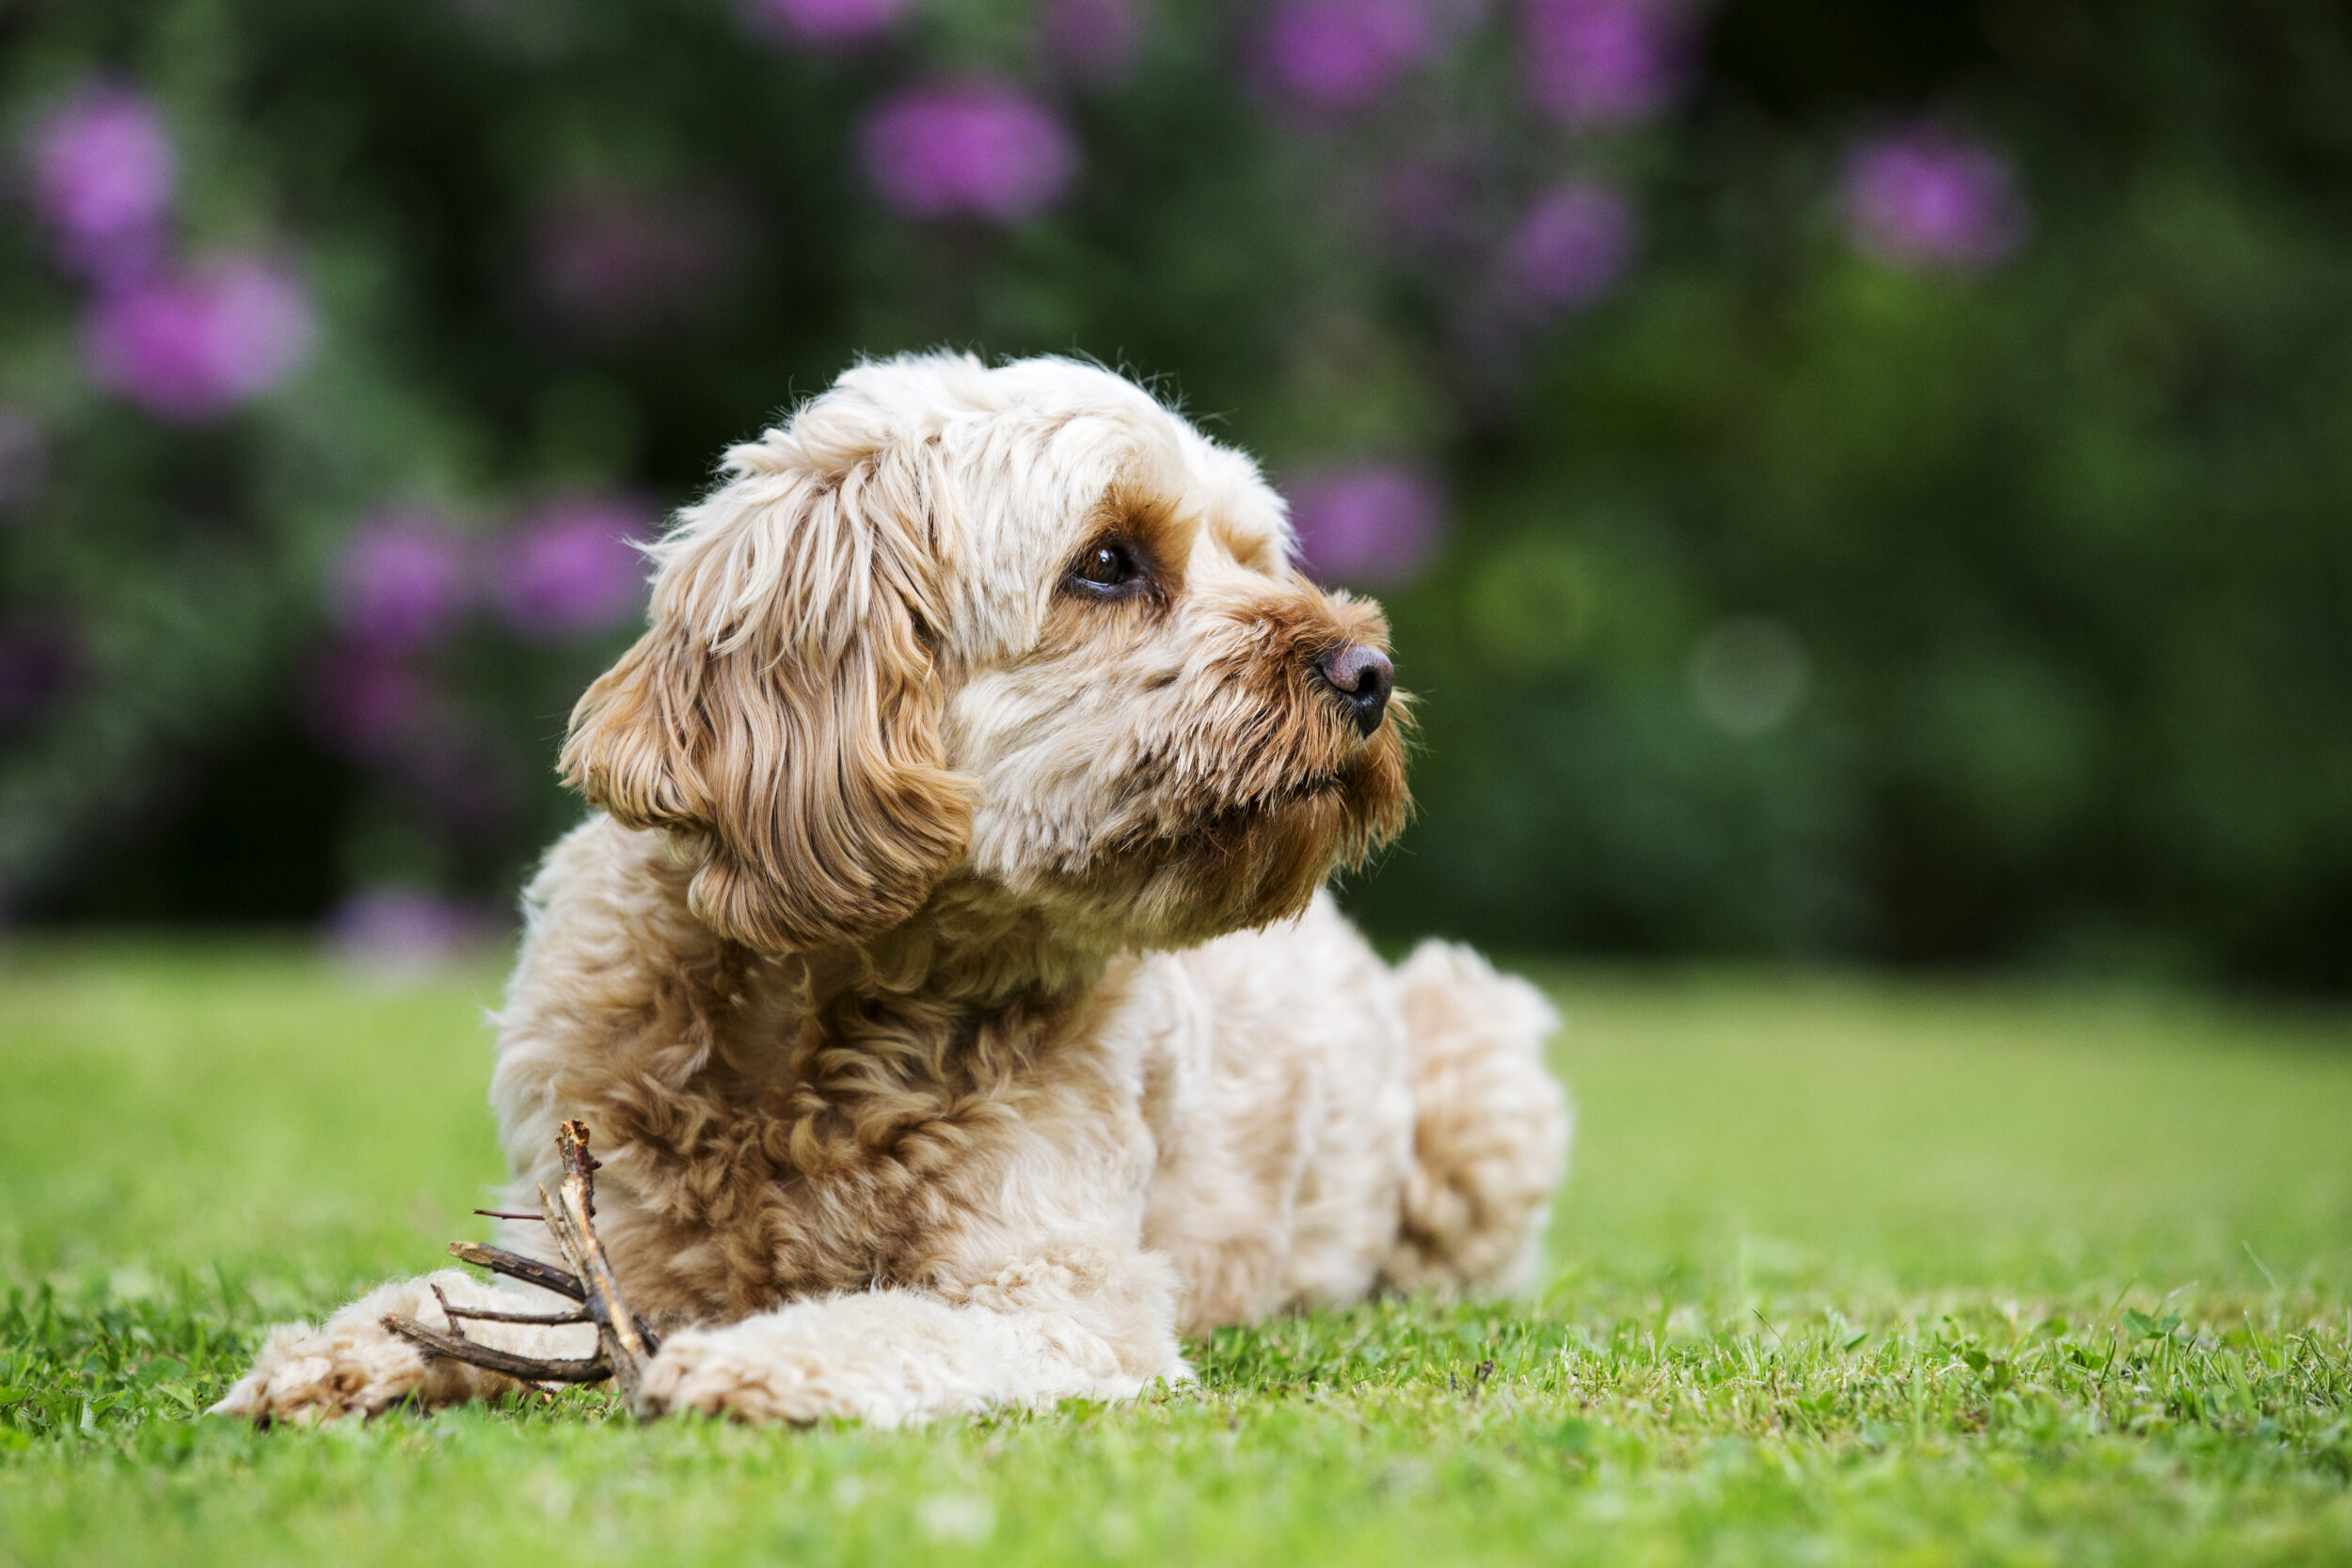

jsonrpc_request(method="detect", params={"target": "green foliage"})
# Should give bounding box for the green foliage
[2,943,2350,1563]
[4,1,2352,984]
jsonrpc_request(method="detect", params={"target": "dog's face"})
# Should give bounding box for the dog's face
[562,354,1410,955]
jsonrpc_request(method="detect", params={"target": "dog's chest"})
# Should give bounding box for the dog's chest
[583,990,1162,1320]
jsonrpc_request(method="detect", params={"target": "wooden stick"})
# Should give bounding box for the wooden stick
[383,1314,612,1385]
[429,1283,469,1342]
[541,1119,657,1404]
[455,1209,652,1343]
[441,1303,594,1326]
[401,1122,658,1400]
[472,1209,548,1223]
[447,1241,585,1302]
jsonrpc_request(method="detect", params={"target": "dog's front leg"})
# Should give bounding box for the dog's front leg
[636,1244,1188,1426]
[209,1268,597,1424]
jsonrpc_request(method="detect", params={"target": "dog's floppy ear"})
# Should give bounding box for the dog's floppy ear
[560,433,972,952]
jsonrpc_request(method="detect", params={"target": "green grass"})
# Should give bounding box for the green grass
[3,941,2350,1565]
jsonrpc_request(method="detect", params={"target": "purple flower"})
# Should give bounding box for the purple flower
[1842,125,2028,270]
[861,84,1079,224]
[1287,463,1446,585]
[1497,181,1638,314]
[0,405,47,516]
[1521,0,1691,128]
[532,184,743,337]
[331,510,471,652]
[743,0,904,47]
[82,256,316,421]
[304,644,432,760]
[491,495,653,641]
[25,82,175,285]
[1256,0,1436,112]
[328,887,499,973]
[1041,0,1146,85]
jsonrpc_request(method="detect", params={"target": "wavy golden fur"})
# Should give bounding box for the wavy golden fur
[215,353,1568,1426]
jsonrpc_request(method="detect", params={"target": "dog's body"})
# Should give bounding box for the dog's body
[216,355,1568,1425]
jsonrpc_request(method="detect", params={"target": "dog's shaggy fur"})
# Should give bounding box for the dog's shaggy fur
[214,354,1569,1426]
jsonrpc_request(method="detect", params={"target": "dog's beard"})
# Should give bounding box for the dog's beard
[1144,731,1409,939]
[1067,697,1412,946]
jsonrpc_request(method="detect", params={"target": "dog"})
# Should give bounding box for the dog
[214,353,1569,1426]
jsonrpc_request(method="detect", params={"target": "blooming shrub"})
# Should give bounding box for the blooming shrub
[2,1,2349,986]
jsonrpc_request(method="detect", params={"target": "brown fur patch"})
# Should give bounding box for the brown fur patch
[562,450,975,952]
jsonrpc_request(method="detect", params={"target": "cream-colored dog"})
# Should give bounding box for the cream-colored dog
[215,353,1569,1426]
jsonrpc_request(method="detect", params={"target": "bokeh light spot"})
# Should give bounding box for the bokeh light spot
[1690,617,1811,736]
[860,84,1079,224]
[1288,463,1447,585]
[82,257,316,422]
[25,81,175,286]
[1256,0,1437,112]
[1842,125,2028,271]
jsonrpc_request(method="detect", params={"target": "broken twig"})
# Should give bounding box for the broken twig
[438,1305,594,1327]
[542,1119,656,1404]
[382,1316,612,1385]
[384,1119,658,1402]
[447,1240,585,1301]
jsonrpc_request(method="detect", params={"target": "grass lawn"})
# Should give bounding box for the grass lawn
[2,939,2349,1565]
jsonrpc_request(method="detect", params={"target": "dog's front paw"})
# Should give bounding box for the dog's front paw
[208,1315,431,1426]
[637,1305,975,1427]
[207,1272,501,1425]
[636,1321,842,1425]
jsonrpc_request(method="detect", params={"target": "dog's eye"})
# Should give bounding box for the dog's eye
[1070,539,1142,594]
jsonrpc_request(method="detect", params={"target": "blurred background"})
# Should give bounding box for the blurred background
[0,0,2346,990]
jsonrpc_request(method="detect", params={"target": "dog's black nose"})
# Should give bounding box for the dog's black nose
[1315,643,1394,737]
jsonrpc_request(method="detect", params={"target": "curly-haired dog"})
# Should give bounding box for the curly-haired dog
[215,354,1569,1426]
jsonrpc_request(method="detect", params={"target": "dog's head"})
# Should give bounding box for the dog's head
[561,353,1411,955]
